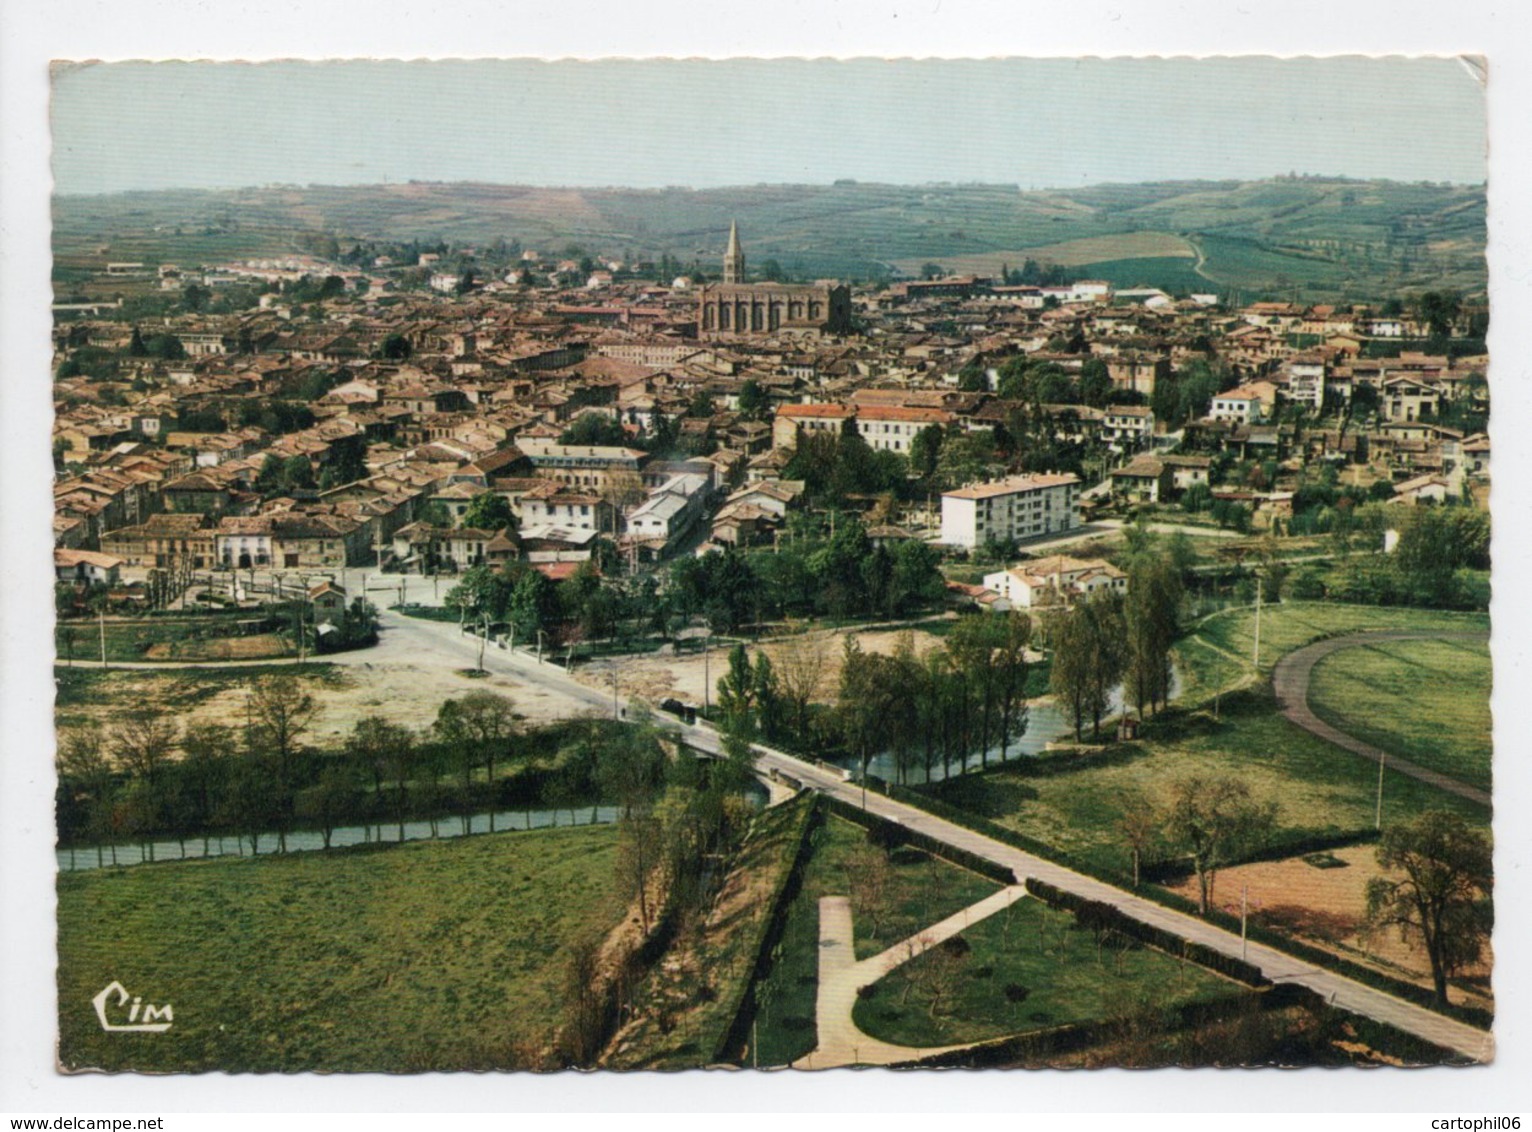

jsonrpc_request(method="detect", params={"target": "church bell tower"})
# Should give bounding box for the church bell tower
[723,219,745,284]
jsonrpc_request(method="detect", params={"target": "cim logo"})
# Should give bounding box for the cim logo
[92,981,173,1033]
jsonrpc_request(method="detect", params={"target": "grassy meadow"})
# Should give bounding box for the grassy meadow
[852,895,1242,1048]
[928,689,1488,887]
[57,824,623,1072]
[1308,637,1492,791]
[1175,601,1489,701]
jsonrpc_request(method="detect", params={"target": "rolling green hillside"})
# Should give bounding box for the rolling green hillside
[54,177,1486,301]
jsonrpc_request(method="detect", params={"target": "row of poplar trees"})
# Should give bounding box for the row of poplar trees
[1049,552,1185,742]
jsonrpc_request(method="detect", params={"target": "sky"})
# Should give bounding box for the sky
[50,55,1487,195]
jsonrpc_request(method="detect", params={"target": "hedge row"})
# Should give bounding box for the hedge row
[1262,982,1479,1067]
[890,992,1264,1069]
[820,794,1018,886]
[712,793,821,1064]
[879,778,1492,1032]
[1025,878,1272,988]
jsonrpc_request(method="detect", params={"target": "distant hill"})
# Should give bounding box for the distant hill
[53,177,1486,302]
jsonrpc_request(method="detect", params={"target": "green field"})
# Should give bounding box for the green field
[1068,256,1212,294]
[1309,637,1492,791]
[1180,601,1489,694]
[55,615,297,665]
[928,688,1488,885]
[746,813,998,1067]
[852,895,1241,1047]
[57,825,623,1072]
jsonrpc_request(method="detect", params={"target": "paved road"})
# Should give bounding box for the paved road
[319,610,1501,1064]
[1272,630,1491,808]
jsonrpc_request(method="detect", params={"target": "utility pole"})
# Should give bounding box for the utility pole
[98,606,108,670]
[1375,749,1387,830]
[1253,574,1263,670]
[1240,882,1249,961]
[703,627,712,715]
[536,628,545,664]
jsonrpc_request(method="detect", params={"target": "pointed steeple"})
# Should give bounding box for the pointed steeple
[723,219,745,284]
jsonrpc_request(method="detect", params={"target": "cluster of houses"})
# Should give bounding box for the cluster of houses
[53,232,1489,606]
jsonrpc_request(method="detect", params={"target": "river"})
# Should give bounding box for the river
[833,666,1181,786]
[56,803,622,873]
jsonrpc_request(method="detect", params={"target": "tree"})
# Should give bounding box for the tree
[612,759,666,935]
[1161,776,1277,915]
[1080,358,1113,408]
[934,429,997,490]
[848,840,893,940]
[109,707,179,860]
[947,616,1002,770]
[380,333,413,360]
[559,412,628,447]
[297,761,362,850]
[1414,292,1461,339]
[909,425,944,482]
[248,676,319,852]
[715,643,758,732]
[508,568,557,644]
[1394,506,1490,607]
[1050,592,1127,741]
[737,378,768,417]
[991,612,1032,763]
[1124,554,1183,719]
[438,690,517,820]
[462,492,516,532]
[445,565,508,624]
[58,725,116,867]
[889,538,945,615]
[1366,811,1492,1007]
[1116,793,1160,889]
[771,627,828,742]
[179,722,232,856]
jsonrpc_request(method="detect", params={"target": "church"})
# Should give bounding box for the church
[696,222,852,340]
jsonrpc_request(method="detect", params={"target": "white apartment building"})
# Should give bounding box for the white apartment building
[941,473,1081,550]
[1284,357,1328,410]
[853,405,953,454]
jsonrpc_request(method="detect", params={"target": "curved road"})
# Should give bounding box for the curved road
[1271,630,1491,808]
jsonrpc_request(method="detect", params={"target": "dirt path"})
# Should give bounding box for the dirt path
[793,886,1029,1069]
[1271,630,1491,808]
